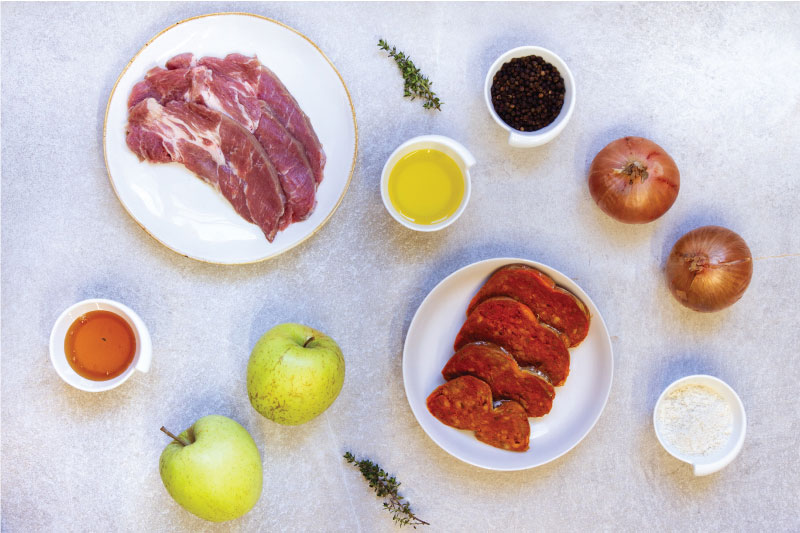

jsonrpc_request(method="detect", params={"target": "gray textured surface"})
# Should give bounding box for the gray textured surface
[2,2,800,531]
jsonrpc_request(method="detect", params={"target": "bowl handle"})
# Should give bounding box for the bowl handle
[132,318,152,373]
[693,456,733,477]
[430,135,476,168]
[692,431,745,476]
[460,148,477,169]
[508,131,549,148]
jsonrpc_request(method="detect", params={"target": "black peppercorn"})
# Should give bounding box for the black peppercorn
[491,55,565,132]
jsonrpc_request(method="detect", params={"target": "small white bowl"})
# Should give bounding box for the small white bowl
[484,46,576,148]
[49,299,152,392]
[380,135,475,232]
[653,374,746,476]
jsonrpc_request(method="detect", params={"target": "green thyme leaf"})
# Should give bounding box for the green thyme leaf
[344,452,430,528]
[378,39,442,111]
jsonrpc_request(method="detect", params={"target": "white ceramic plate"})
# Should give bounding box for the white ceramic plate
[104,13,357,264]
[403,258,613,471]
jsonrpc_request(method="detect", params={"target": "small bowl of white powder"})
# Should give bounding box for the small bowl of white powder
[653,375,746,476]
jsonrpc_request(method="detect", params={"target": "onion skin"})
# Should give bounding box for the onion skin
[666,226,753,312]
[588,137,680,223]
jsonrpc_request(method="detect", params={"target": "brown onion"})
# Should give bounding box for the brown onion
[588,136,680,223]
[666,225,753,312]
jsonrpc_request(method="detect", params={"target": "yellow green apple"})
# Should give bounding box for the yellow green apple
[159,415,262,522]
[247,323,345,425]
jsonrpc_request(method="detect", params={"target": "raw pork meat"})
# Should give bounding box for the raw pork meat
[126,98,286,241]
[193,54,327,184]
[129,59,317,227]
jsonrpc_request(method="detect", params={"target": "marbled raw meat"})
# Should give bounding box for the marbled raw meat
[126,98,285,241]
[129,59,316,227]
[252,102,316,227]
[193,54,326,184]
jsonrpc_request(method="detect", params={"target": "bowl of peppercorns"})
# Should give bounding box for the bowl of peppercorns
[485,46,575,148]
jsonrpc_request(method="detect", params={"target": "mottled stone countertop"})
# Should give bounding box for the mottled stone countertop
[2,2,799,531]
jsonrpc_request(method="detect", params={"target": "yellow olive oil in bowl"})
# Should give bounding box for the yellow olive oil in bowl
[387,149,465,225]
[381,135,475,231]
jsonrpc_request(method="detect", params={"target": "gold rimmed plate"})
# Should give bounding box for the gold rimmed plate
[104,13,357,264]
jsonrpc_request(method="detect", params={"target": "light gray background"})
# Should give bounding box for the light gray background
[2,2,799,531]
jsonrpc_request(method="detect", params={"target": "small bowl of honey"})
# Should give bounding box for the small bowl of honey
[381,135,475,231]
[49,299,152,392]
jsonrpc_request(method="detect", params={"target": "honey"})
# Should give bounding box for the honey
[387,149,464,225]
[64,310,136,381]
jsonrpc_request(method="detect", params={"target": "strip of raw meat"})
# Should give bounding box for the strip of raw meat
[128,67,192,109]
[165,52,195,70]
[253,103,316,226]
[133,60,317,226]
[194,54,326,184]
[126,98,285,241]
[131,65,262,135]
[188,67,316,225]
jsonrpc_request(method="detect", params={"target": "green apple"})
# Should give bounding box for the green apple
[247,323,345,425]
[159,415,262,522]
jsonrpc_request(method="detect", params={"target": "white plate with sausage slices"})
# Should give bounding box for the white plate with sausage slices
[104,13,357,264]
[403,258,614,471]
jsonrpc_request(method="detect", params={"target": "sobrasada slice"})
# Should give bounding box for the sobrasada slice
[426,375,491,430]
[426,376,530,452]
[454,297,570,386]
[475,400,530,452]
[442,342,555,417]
[467,264,590,347]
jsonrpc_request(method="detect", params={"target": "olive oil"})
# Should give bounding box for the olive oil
[387,149,464,225]
[64,310,136,381]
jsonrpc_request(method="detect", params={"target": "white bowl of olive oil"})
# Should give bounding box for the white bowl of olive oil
[381,135,475,231]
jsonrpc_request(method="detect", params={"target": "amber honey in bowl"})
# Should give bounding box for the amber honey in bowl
[64,310,136,381]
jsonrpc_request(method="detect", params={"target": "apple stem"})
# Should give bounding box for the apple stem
[303,336,315,348]
[160,426,189,447]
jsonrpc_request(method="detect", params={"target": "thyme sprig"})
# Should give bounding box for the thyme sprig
[344,452,429,528]
[378,39,442,111]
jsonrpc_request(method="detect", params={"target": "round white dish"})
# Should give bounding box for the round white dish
[50,299,152,392]
[380,135,475,232]
[484,46,576,148]
[653,374,746,476]
[403,258,613,471]
[103,13,358,264]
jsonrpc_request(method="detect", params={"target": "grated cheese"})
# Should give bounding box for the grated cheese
[657,384,733,456]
